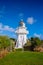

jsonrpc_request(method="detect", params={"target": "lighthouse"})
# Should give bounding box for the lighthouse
[15,20,29,48]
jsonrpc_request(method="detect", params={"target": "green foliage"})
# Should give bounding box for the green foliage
[34,37,41,46]
[15,48,22,51]
[10,38,16,51]
[10,38,16,42]
[0,36,11,49]
[41,40,43,47]
[0,52,43,65]
[25,40,31,46]
[23,39,31,51]
[30,37,41,46]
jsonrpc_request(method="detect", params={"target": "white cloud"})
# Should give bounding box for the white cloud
[40,35,43,40]
[0,30,3,34]
[0,23,3,30]
[4,26,10,30]
[8,27,15,32]
[34,33,43,40]
[0,23,15,32]
[27,17,36,24]
[34,33,41,38]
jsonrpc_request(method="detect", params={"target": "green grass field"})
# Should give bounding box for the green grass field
[0,51,43,65]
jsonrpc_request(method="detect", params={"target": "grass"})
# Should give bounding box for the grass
[0,51,43,65]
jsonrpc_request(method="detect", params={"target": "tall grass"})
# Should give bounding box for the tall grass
[0,51,43,65]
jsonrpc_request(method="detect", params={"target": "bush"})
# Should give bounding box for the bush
[0,36,11,50]
[15,48,22,51]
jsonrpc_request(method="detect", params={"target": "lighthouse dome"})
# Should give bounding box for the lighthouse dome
[20,20,25,27]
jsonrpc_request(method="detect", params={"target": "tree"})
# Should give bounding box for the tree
[30,37,41,51]
[34,37,41,46]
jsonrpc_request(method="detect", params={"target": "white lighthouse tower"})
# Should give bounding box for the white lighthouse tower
[15,20,29,48]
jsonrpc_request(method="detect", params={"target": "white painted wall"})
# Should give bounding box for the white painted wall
[15,34,27,48]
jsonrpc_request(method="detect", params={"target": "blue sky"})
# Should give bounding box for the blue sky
[0,0,43,39]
